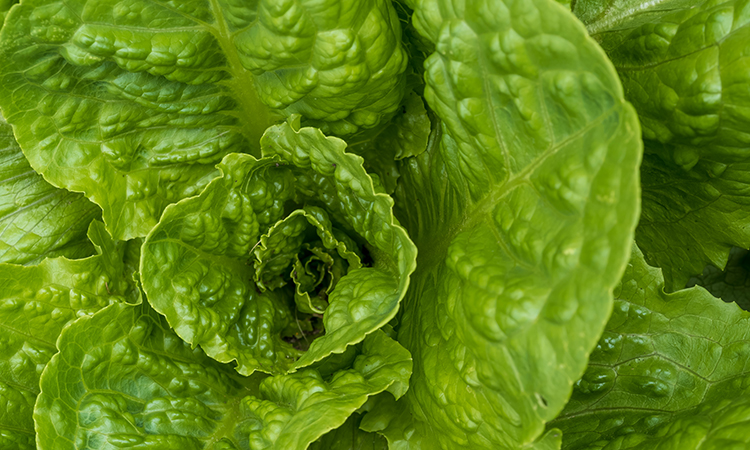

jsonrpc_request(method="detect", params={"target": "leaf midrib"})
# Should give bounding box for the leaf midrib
[415,103,620,271]
[207,0,280,152]
[584,0,687,35]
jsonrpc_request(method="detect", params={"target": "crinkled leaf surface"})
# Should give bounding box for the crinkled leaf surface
[240,330,411,450]
[0,117,100,265]
[374,0,642,447]
[687,247,750,311]
[34,302,411,450]
[34,301,264,450]
[141,121,416,375]
[253,206,360,294]
[551,245,750,450]
[0,221,136,450]
[572,0,750,290]
[0,0,408,240]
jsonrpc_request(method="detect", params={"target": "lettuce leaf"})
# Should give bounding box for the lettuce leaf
[572,0,750,290]
[0,221,138,449]
[552,245,750,449]
[0,117,100,264]
[361,0,643,448]
[34,301,412,450]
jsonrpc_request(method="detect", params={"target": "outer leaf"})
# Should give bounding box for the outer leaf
[0,117,100,264]
[551,245,750,450]
[362,394,569,450]
[384,0,642,448]
[0,0,408,240]
[0,221,137,449]
[571,0,694,35]
[34,302,411,450]
[687,246,750,310]
[141,122,417,375]
[572,0,750,290]
[34,302,262,450]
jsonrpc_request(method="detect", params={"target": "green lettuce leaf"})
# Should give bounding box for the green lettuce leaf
[0,0,409,240]
[0,117,100,264]
[0,220,137,449]
[551,245,750,449]
[34,301,412,450]
[239,330,411,449]
[571,0,750,290]
[373,0,642,447]
[141,121,417,375]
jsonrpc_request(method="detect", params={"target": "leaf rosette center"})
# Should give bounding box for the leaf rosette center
[253,205,365,351]
[141,120,416,375]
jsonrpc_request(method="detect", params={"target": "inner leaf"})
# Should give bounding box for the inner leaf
[141,121,417,375]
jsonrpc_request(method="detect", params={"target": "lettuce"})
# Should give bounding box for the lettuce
[140,120,417,375]
[1,0,750,449]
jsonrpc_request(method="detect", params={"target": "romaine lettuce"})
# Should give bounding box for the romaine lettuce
[1,0,750,448]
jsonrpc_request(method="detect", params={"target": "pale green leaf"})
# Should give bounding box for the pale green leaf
[34,302,263,450]
[0,221,138,449]
[384,0,642,447]
[0,117,100,264]
[240,330,411,449]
